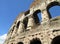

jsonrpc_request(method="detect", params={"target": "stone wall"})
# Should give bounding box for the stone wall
[4,0,60,44]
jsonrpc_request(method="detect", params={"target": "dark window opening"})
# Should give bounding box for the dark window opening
[23,17,28,30]
[11,25,15,33]
[33,10,41,24]
[25,10,30,15]
[11,29,14,32]
[17,42,23,44]
[13,25,15,29]
[11,43,13,44]
[30,38,42,44]
[16,21,20,28]
[47,1,60,19]
[51,36,60,44]
[53,30,60,32]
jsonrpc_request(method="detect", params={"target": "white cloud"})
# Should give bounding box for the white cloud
[0,34,7,44]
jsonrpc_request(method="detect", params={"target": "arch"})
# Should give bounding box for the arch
[17,42,23,44]
[23,17,28,30]
[16,21,20,28]
[46,1,60,19]
[13,25,15,29]
[33,9,42,24]
[30,38,42,44]
[51,36,60,44]
[49,6,60,17]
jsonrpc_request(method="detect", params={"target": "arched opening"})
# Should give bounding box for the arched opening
[30,38,42,44]
[16,21,20,28]
[13,25,15,29]
[49,6,60,18]
[11,43,13,44]
[51,36,60,44]
[33,10,42,25]
[17,42,23,44]
[23,17,28,30]
[47,1,60,19]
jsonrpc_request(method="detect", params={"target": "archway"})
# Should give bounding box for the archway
[30,38,42,44]
[47,1,60,19]
[51,36,60,44]
[33,10,42,24]
[11,43,13,44]
[16,21,20,28]
[23,17,28,29]
[17,42,23,44]
[49,5,60,18]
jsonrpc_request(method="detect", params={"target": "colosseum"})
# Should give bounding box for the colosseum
[4,0,60,44]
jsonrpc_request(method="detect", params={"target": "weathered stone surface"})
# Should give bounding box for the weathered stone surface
[4,0,60,44]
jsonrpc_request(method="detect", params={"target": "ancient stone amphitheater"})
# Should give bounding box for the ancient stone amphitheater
[4,0,60,44]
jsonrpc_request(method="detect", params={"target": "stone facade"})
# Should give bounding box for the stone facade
[4,0,60,44]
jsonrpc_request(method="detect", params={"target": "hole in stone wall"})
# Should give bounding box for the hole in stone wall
[17,42,23,44]
[37,13,42,22]
[13,25,15,29]
[30,38,42,44]
[11,29,14,32]
[49,6,60,18]
[23,17,28,30]
[33,10,42,24]
[16,21,20,28]
[47,1,60,19]
[11,43,13,44]
[10,25,15,34]
[51,36,60,44]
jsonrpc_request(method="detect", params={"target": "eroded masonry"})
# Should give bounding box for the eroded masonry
[4,0,60,44]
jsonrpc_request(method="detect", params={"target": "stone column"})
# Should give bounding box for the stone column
[17,21,25,34]
[11,26,17,37]
[41,9,50,23]
[27,15,35,30]
[41,9,51,28]
[17,14,25,34]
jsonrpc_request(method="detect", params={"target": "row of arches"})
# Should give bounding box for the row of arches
[7,1,60,43]
[16,17,28,30]
[16,1,60,30]
[11,2,60,36]
[16,36,60,44]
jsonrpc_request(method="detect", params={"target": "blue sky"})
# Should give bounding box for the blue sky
[0,0,33,36]
[0,0,60,36]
